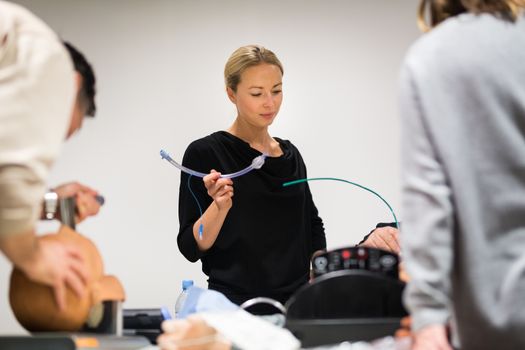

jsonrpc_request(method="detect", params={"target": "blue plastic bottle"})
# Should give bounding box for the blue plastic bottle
[174,279,193,318]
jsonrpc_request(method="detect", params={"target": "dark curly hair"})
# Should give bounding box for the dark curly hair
[63,41,96,117]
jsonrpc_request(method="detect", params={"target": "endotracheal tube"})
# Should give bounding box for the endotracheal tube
[160,149,267,240]
[160,149,266,178]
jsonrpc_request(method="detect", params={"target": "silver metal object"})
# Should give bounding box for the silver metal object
[43,191,58,219]
[240,297,286,315]
[58,197,76,229]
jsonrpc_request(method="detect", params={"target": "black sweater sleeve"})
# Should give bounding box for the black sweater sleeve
[306,183,326,254]
[177,141,213,262]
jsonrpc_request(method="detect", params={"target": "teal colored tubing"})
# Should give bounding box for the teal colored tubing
[282,177,399,229]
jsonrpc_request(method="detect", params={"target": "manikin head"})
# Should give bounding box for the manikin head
[9,225,125,332]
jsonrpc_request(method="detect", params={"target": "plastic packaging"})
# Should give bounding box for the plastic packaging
[308,336,411,350]
[175,279,194,318]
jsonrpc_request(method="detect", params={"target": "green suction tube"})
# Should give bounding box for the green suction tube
[282,177,399,230]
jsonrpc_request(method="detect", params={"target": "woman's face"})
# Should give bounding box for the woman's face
[228,63,283,129]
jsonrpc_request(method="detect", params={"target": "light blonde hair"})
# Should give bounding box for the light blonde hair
[224,45,284,92]
[418,0,525,31]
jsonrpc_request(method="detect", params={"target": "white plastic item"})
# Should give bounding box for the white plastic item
[199,309,301,350]
[175,279,194,318]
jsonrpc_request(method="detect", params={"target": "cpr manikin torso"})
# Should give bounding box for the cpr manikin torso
[9,225,125,332]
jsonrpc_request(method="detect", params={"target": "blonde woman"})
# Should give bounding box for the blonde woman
[177,45,326,308]
[177,45,399,308]
[400,1,525,349]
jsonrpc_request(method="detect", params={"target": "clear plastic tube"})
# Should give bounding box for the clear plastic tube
[160,149,266,179]
[160,149,267,241]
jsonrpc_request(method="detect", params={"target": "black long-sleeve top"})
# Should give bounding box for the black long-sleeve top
[177,131,326,305]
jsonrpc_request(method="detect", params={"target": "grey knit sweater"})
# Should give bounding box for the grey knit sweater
[400,12,525,350]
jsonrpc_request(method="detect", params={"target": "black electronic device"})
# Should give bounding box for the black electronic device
[0,334,150,350]
[312,246,400,279]
[123,307,171,344]
[285,247,408,347]
[0,300,151,349]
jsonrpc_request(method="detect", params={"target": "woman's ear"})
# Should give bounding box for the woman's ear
[226,87,236,104]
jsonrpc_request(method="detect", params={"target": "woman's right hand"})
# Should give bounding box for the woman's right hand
[203,170,234,211]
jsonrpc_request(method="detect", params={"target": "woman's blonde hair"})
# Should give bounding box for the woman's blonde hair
[224,45,283,92]
[418,0,525,31]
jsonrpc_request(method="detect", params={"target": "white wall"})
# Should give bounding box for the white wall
[1,0,420,333]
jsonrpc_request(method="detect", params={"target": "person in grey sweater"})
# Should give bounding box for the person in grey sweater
[400,1,525,349]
